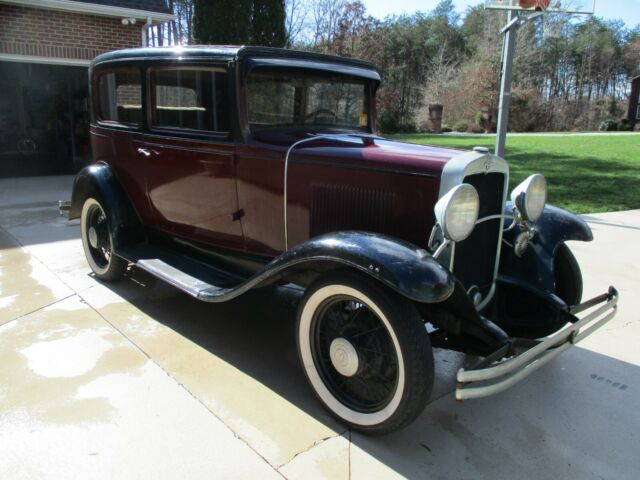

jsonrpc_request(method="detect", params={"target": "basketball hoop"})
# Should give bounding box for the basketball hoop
[484,0,595,157]
[484,0,595,15]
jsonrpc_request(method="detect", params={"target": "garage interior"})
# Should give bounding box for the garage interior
[0,61,90,178]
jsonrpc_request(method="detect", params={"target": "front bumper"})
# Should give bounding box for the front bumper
[456,287,619,400]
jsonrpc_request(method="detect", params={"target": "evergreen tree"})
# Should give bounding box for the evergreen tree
[193,0,286,47]
[252,0,286,47]
[193,0,251,45]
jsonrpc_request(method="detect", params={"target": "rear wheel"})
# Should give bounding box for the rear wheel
[80,197,127,281]
[296,271,433,434]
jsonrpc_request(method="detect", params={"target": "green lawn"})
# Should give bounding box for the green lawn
[390,134,640,214]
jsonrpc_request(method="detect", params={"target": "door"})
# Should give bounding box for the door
[143,66,243,250]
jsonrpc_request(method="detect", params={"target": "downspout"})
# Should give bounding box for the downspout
[142,16,152,47]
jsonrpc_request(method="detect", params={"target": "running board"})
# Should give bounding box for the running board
[117,244,246,301]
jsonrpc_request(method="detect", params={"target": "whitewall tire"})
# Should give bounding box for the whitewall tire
[80,197,127,281]
[296,271,434,434]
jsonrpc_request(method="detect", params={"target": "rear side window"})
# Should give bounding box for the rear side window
[97,70,142,126]
[150,69,229,133]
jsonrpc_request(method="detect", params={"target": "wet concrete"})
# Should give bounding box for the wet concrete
[0,176,638,479]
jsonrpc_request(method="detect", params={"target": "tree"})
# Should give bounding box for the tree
[285,0,309,47]
[193,0,287,47]
[193,0,252,44]
[252,0,287,47]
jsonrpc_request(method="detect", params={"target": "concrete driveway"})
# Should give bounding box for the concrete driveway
[0,176,638,479]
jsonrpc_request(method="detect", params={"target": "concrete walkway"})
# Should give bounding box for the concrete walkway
[0,176,638,479]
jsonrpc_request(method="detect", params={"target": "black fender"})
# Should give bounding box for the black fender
[69,163,143,248]
[500,203,592,292]
[198,231,456,304]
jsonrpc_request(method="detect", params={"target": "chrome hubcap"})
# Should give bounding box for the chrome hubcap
[88,226,99,249]
[329,338,359,377]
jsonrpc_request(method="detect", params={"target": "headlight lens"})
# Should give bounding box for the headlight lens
[434,184,480,242]
[511,174,547,222]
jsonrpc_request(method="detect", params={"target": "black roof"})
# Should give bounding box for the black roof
[76,0,172,14]
[91,46,380,79]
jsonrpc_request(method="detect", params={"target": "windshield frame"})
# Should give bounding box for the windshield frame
[241,63,378,138]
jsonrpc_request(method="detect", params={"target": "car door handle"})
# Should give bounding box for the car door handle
[137,147,158,157]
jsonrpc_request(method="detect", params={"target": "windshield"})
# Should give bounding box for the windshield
[246,69,370,132]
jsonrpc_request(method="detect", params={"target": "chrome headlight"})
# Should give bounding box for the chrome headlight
[434,184,480,242]
[511,174,547,222]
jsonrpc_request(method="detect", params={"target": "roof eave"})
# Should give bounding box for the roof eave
[0,0,175,23]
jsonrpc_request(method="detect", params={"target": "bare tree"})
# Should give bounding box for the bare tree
[308,0,347,51]
[285,0,309,47]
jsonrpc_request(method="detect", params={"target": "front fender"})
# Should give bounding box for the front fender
[69,163,143,248]
[256,231,455,304]
[500,203,592,292]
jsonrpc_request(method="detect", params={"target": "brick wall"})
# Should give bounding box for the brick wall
[0,4,144,61]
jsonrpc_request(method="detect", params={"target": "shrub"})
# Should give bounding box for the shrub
[598,119,618,131]
[441,125,453,133]
[453,121,468,132]
[618,118,632,131]
[474,111,483,126]
[378,111,417,134]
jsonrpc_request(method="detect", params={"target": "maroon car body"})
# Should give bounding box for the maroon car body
[87,46,457,258]
[68,46,618,434]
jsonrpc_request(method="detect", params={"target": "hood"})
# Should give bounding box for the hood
[249,131,466,178]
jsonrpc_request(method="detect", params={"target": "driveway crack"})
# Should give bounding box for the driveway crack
[277,429,348,470]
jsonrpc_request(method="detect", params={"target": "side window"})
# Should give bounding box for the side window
[150,69,229,133]
[97,70,142,126]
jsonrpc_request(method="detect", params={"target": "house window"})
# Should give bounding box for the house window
[150,69,229,133]
[98,70,142,126]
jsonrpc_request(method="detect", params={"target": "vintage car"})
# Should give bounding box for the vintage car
[67,46,618,434]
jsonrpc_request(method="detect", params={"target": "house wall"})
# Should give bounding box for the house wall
[0,3,143,62]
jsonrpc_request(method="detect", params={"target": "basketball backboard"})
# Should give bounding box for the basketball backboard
[484,0,595,14]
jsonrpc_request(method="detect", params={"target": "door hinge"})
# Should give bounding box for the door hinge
[232,209,245,221]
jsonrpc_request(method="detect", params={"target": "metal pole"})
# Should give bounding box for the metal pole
[495,10,518,159]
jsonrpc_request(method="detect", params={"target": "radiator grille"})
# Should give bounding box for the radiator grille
[452,172,505,297]
[311,184,394,237]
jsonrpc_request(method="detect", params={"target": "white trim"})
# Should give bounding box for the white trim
[0,53,91,66]
[0,0,175,23]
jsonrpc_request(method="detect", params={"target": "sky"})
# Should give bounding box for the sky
[361,0,640,28]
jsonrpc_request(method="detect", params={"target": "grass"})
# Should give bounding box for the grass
[389,134,640,214]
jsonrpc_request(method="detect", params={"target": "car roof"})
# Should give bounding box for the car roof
[91,45,380,74]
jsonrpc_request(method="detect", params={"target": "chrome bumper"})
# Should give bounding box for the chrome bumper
[456,287,619,400]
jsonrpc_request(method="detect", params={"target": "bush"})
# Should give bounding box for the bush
[598,119,618,131]
[453,121,468,132]
[441,125,453,133]
[618,118,632,131]
[377,111,417,134]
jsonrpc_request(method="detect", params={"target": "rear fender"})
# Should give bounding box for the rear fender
[500,203,592,292]
[69,164,143,248]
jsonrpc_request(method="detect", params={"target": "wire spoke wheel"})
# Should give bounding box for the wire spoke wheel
[297,272,434,434]
[312,296,399,413]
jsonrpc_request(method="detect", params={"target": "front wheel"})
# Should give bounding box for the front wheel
[80,197,127,281]
[296,271,434,434]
